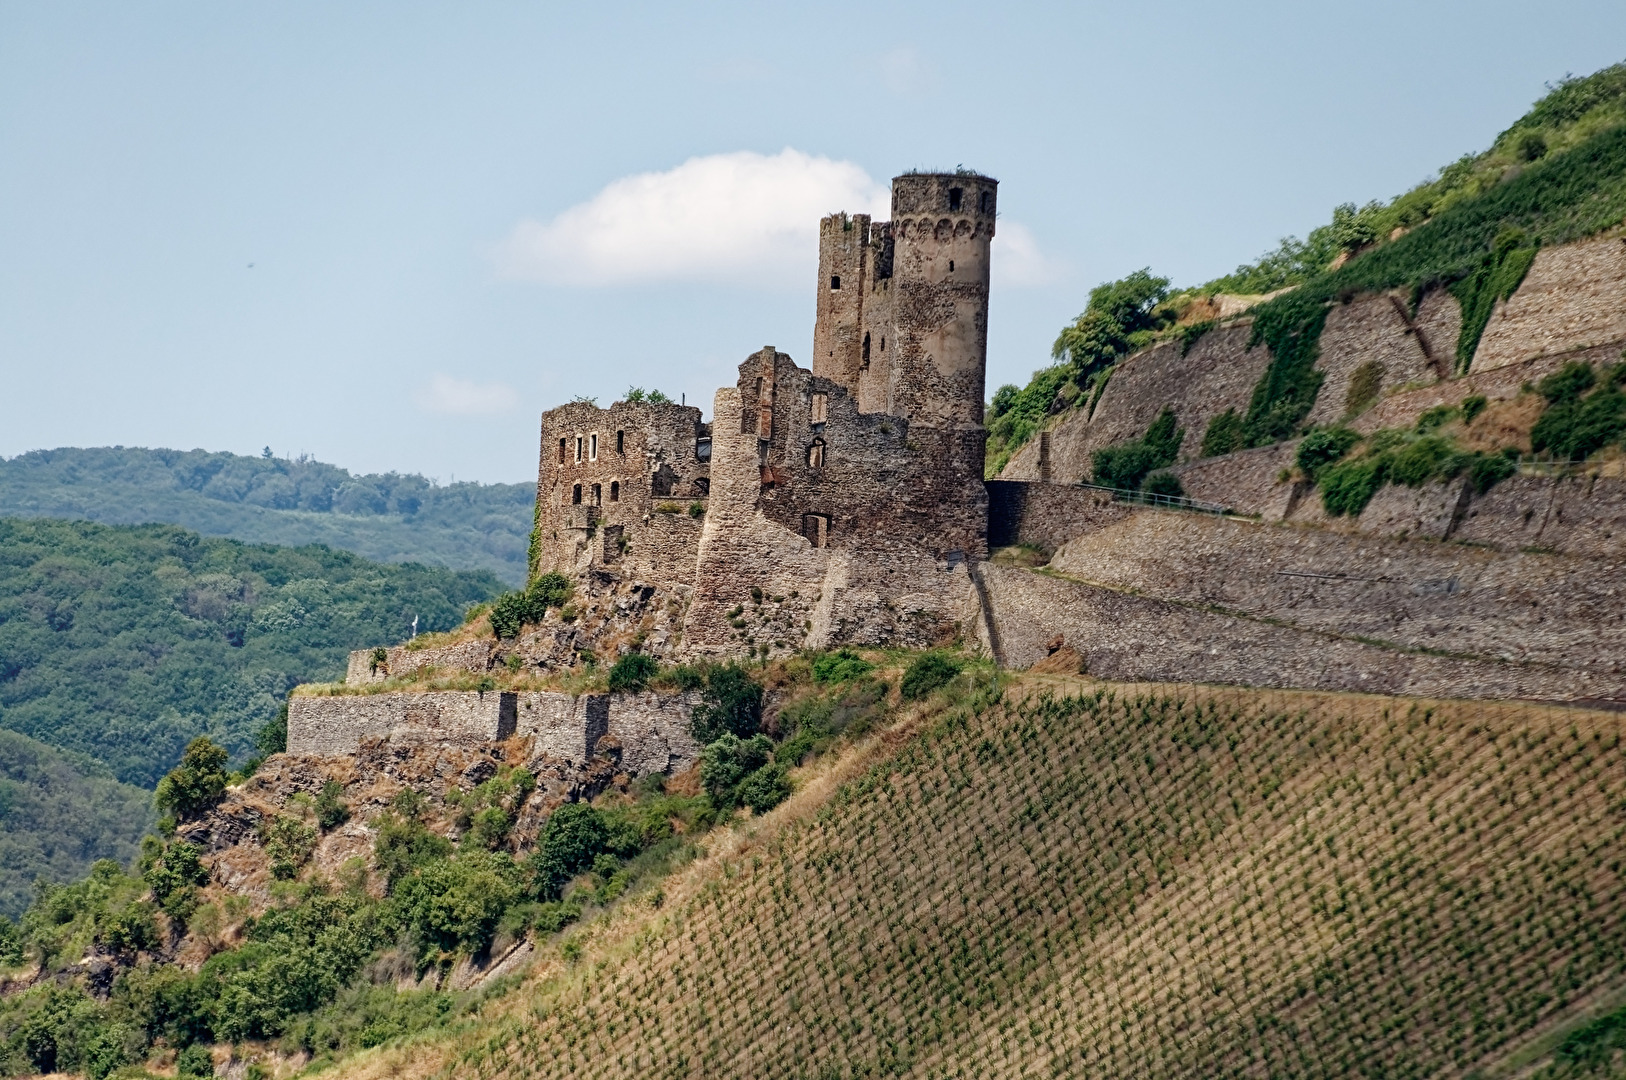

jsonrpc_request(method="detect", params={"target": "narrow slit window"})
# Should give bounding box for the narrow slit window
[802,514,830,548]
[980,190,993,213]
[861,333,870,368]
[811,392,828,424]
[574,436,583,463]
[616,430,624,455]
[807,438,826,468]
[591,483,601,505]
[558,438,567,464]
[572,484,582,505]
[609,480,619,502]
[948,260,954,271]
[589,433,598,461]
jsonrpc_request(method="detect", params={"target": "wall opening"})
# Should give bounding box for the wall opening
[572,484,582,505]
[557,438,566,465]
[948,260,954,271]
[609,480,619,502]
[810,392,828,424]
[693,477,710,496]
[601,524,624,563]
[979,190,993,213]
[807,438,826,468]
[616,430,624,455]
[802,514,830,548]
[696,437,712,461]
[861,333,871,369]
[589,433,598,461]
[948,187,962,211]
[830,275,841,290]
[574,436,583,463]
[591,483,602,505]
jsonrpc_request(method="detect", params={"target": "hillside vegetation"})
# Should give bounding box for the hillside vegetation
[987,60,1626,475]
[405,677,1626,1080]
[0,448,534,585]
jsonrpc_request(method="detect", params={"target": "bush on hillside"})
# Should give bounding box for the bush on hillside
[1092,408,1184,491]
[489,572,570,639]
[690,664,763,743]
[528,803,609,900]
[1295,427,1360,479]
[901,653,962,701]
[608,652,659,693]
[154,738,230,821]
[701,734,777,811]
[1142,472,1185,499]
[812,649,874,684]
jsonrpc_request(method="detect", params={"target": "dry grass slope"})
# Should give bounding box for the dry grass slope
[397,676,1625,1080]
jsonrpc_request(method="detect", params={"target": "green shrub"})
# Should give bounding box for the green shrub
[1539,360,1597,403]
[176,1042,214,1077]
[373,798,453,891]
[608,653,659,693]
[1387,435,1460,487]
[902,653,962,701]
[737,764,792,814]
[154,738,229,821]
[1142,472,1184,499]
[1199,409,1244,457]
[144,842,208,920]
[489,573,571,640]
[259,815,318,881]
[1345,360,1385,416]
[1295,428,1360,480]
[529,803,608,900]
[1320,457,1390,517]
[391,851,521,957]
[1093,408,1184,490]
[812,649,874,684]
[700,734,775,809]
[690,664,763,743]
[1461,394,1489,423]
[1469,452,1518,493]
[315,780,349,831]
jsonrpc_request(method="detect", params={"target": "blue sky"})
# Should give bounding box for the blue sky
[3,2,1623,483]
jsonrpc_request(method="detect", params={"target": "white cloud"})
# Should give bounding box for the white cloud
[495,149,889,289]
[994,221,1066,287]
[414,374,518,416]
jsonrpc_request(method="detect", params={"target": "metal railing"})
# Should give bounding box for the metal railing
[1076,482,1233,516]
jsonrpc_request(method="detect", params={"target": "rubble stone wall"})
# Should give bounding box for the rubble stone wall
[985,480,1132,553]
[346,639,492,686]
[1305,292,1442,428]
[1473,238,1626,372]
[288,691,514,756]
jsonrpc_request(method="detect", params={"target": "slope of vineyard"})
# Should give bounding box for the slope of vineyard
[377,675,1626,1080]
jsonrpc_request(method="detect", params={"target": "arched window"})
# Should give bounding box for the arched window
[572,484,582,505]
[807,438,826,468]
[609,480,619,502]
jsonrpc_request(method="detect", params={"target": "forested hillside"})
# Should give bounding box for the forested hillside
[0,448,534,584]
[0,518,500,911]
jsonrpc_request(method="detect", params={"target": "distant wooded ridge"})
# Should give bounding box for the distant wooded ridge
[0,447,535,585]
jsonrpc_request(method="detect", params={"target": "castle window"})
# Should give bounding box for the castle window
[948,187,962,211]
[948,260,954,271]
[591,483,602,505]
[880,336,886,351]
[980,190,993,213]
[558,438,566,465]
[811,393,827,424]
[572,484,582,505]
[696,437,712,462]
[616,430,624,455]
[807,438,826,468]
[830,275,841,290]
[693,477,710,496]
[802,514,830,548]
[574,436,583,463]
[609,480,619,502]
[861,333,870,369]
[589,433,598,461]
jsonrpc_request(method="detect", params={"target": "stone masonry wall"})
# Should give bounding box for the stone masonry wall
[1473,237,1626,373]
[977,562,1621,702]
[1304,292,1442,428]
[1048,511,1626,676]
[288,691,515,756]
[346,639,493,686]
[291,689,702,774]
[985,480,1133,553]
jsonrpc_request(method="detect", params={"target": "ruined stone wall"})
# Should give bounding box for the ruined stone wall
[814,213,871,393]
[856,222,895,416]
[1473,237,1626,372]
[288,691,515,756]
[977,562,1620,702]
[536,400,709,586]
[985,480,1133,553]
[291,689,701,774]
[683,349,981,656]
[1048,511,1626,676]
[346,638,493,686]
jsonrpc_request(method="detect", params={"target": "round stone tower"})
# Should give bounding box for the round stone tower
[885,171,997,428]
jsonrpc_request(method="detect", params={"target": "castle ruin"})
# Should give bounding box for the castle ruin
[533,171,999,655]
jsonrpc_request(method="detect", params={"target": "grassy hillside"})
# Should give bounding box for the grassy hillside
[0,448,534,585]
[0,517,500,787]
[405,677,1626,1080]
